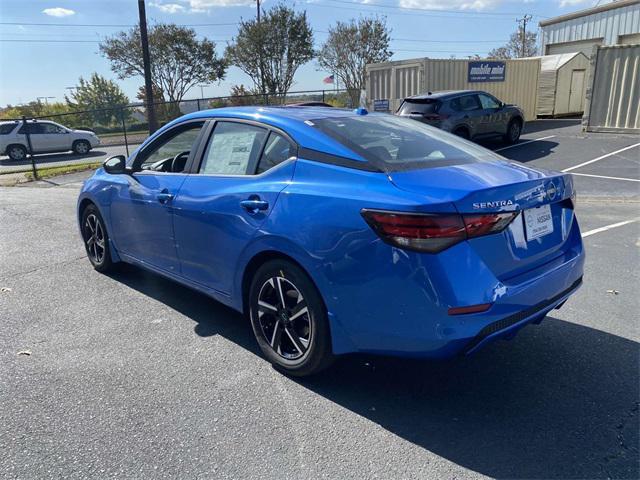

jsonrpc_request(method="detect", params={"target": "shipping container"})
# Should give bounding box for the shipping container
[583,44,640,133]
[536,52,590,116]
[366,57,540,121]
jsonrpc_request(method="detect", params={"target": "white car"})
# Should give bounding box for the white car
[0,120,100,161]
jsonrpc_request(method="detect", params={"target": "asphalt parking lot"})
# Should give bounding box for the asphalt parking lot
[1,119,638,479]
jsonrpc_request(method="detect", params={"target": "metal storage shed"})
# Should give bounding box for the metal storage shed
[536,52,590,117]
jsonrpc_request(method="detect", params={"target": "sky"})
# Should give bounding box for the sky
[0,0,608,107]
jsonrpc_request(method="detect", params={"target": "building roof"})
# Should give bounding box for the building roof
[529,52,589,71]
[406,90,478,100]
[539,0,639,27]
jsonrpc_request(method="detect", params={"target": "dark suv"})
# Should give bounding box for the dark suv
[397,90,525,144]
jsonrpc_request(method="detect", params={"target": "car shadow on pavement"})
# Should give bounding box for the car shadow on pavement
[479,139,560,163]
[300,318,639,479]
[107,264,639,479]
[0,150,105,167]
[524,118,581,134]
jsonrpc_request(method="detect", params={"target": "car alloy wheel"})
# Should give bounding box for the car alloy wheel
[74,141,90,154]
[257,276,311,360]
[83,213,106,265]
[8,146,26,161]
[509,122,521,142]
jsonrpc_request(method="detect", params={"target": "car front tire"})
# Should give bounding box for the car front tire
[73,140,91,155]
[504,119,522,144]
[249,259,334,377]
[81,204,115,273]
[7,144,27,161]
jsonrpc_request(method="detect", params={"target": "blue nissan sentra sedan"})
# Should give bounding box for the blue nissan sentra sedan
[78,106,584,376]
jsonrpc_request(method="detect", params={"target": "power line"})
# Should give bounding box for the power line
[322,0,538,17]
[0,21,238,27]
[306,0,547,20]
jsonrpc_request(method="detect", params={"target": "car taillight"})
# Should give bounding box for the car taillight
[462,212,519,238]
[361,209,518,253]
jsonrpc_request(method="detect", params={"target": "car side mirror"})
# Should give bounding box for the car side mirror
[103,155,127,174]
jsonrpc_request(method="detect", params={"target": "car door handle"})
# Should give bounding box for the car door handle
[157,192,174,204]
[240,199,269,212]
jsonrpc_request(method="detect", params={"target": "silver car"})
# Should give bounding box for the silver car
[397,90,525,144]
[0,120,100,161]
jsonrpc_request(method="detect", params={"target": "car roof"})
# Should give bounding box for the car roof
[404,90,481,100]
[158,106,384,160]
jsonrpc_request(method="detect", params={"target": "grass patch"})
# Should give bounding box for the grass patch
[25,161,103,181]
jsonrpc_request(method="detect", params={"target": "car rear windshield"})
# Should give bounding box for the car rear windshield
[0,123,17,135]
[309,114,495,172]
[397,99,441,115]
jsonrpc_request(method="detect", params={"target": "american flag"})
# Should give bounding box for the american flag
[322,74,334,84]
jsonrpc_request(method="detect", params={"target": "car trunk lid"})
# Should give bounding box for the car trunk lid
[388,160,577,280]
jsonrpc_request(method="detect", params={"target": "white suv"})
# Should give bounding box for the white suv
[0,120,101,161]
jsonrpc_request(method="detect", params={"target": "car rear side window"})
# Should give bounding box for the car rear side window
[200,122,268,175]
[451,95,481,112]
[0,123,17,135]
[310,114,495,172]
[398,99,441,115]
[256,132,295,174]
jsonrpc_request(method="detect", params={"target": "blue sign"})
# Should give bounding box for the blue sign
[468,61,506,82]
[373,99,390,111]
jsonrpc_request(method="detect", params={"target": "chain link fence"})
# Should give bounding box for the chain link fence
[0,88,357,178]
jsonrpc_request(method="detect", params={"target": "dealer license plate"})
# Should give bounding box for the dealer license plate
[524,204,554,241]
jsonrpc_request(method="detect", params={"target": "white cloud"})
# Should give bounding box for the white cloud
[399,0,502,10]
[150,2,186,13]
[183,0,254,9]
[42,7,76,17]
[558,0,596,7]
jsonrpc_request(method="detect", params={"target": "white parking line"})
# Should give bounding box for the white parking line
[562,142,640,173]
[570,172,640,182]
[581,219,639,238]
[494,135,556,153]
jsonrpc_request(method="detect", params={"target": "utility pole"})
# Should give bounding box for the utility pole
[516,14,533,58]
[138,0,158,134]
[256,0,260,22]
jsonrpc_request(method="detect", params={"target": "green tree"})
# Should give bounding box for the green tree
[317,17,392,107]
[65,73,129,125]
[100,24,226,104]
[488,28,538,59]
[225,4,314,96]
[0,101,72,120]
[229,84,261,106]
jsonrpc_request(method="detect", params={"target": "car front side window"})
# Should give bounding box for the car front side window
[479,94,500,109]
[135,122,205,172]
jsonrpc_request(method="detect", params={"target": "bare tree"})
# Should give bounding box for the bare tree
[317,17,392,106]
[225,3,314,96]
[488,28,538,59]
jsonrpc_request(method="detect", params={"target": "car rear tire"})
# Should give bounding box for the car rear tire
[504,119,522,144]
[73,140,91,155]
[81,204,115,273]
[453,127,470,140]
[7,144,27,161]
[249,259,334,377]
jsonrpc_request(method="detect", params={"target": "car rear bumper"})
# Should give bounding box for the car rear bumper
[324,220,585,358]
